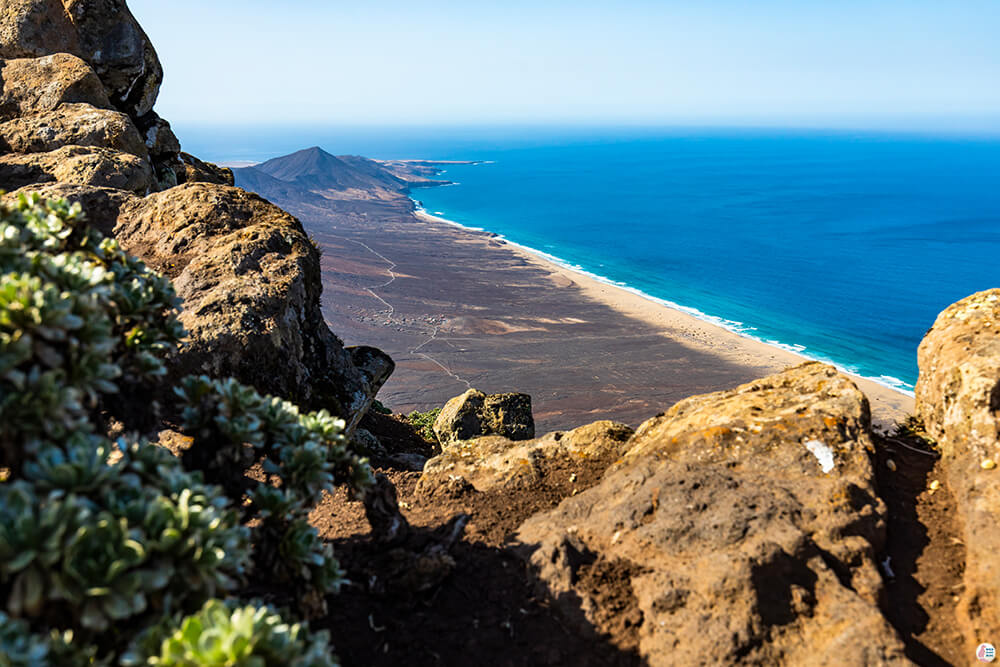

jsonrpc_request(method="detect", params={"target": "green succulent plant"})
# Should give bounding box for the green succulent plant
[0,612,97,667]
[176,376,372,608]
[0,193,183,468]
[0,440,249,636]
[122,599,337,667]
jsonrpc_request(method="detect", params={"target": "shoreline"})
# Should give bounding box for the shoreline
[412,206,915,426]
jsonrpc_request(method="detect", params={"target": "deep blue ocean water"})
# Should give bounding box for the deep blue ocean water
[182,125,1000,392]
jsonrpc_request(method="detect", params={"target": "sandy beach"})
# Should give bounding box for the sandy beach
[234,158,914,432]
[414,211,914,427]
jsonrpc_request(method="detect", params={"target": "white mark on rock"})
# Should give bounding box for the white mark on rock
[881,556,895,579]
[803,439,835,473]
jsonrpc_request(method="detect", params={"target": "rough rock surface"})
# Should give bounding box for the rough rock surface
[175,151,235,186]
[0,53,111,120]
[113,182,393,431]
[0,0,80,59]
[515,363,910,665]
[62,0,163,117]
[0,144,153,192]
[3,182,135,235]
[0,102,146,156]
[420,420,633,495]
[915,288,1000,651]
[432,388,535,445]
[0,0,162,118]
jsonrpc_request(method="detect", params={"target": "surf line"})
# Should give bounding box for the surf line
[330,234,473,391]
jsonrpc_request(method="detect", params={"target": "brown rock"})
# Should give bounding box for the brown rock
[432,388,534,444]
[0,145,153,192]
[61,0,162,118]
[0,53,110,120]
[915,288,1000,651]
[419,420,632,495]
[0,103,146,156]
[3,182,135,235]
[176,151,235,186]
[515,363,909,665]
[138,112,180,158]
[0,0,162,117]
[0,0,79,59]
[113,182,393,432]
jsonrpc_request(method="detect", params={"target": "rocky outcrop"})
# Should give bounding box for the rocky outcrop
[0,3,232,190]
[0,103,146,155]
[0,53,111,119]
[0,0,161,118]
[113,183,393,432]
[0,144,152,192]
[3,182,135,235]
[514,363,909,665]
[432,388,534,445]
[419,420,633,495]
[61,0,162,118]
[175,151,235,186]
[0,0,79,60]
[915,288,1000,652]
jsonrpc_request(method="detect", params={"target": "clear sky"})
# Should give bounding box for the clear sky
[128,0,1000,130]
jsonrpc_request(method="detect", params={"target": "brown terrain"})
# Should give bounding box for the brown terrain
[2,1,998,665]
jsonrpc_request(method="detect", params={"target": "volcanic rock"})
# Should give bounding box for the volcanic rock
[420,420,632,495]
[432,388,535,445]
[0,144,152,192]
[514,362,910,665]
[915,288,1000,651]
[0,103,146,156]
[3,182,135,235]
[176,151,235,186]
[0,0,79,59]
[0,53,111,120]
[113,182,393,432]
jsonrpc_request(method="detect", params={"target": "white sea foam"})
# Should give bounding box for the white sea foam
[410,201,916,397]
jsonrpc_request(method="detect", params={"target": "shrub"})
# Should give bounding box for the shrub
[0,194,348,664]
[405,408,441,444]
[175,375,372,613]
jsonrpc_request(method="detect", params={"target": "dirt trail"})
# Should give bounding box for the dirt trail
[875,433,966,666]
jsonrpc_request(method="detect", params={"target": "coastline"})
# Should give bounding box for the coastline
[412,206,915,426]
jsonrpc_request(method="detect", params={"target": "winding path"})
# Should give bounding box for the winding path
[331,234,473,391]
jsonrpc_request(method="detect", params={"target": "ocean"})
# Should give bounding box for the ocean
[182,125,1000,393]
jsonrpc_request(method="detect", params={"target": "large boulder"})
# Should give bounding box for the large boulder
[432,388,534,444]
[0,53,111,120]
[62,0,163,117]
[3,182,135,235]
[0,0,162,118]
[0,103,146,156]
[419,420,633,495]
[0,144,153,192]
[915,288,1000,651]
[0,0,79,59]
[113,182,393,432]
[514,363,909,665]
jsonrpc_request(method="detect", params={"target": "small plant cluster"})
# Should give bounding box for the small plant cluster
[405,408,441,444]
[0,194,358,665]
[175,376,373,612]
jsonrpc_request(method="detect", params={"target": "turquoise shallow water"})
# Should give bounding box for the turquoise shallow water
[184,126,1000,392]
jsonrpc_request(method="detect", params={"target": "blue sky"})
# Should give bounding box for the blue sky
[129,1,1000,130]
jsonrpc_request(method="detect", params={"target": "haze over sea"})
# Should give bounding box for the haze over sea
[183,125,1000,393]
